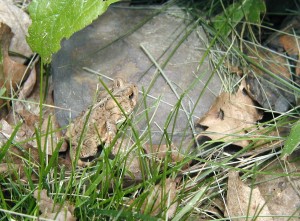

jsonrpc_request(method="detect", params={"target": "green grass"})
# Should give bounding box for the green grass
[1,0,300,220]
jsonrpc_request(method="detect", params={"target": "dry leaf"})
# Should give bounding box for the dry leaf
[0,117,70,181]
[246,46,291,80]
[279,35,300,56]
[278,34,300,86]
[0,122,40,181]
[0,0,32,58]
[0,118,33,144]
[196,81,262,147]
[16,65,37,104]
[5,53,37,124]
[5,67,65,155]
[243,43,296,112]
[34,189,76,221]
[225,171,273,221]
[265,16,300,87]
[140,178,178,219]
[255,155,300,221]
[0,23,29,106]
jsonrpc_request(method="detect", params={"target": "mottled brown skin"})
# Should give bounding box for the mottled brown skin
[66,78,138,167]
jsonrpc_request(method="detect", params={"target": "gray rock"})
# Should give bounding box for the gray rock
[52,4,221,151]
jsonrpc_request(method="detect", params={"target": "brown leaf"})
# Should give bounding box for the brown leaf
[279,35,300,56]
[6,61,37,125]
[1,116,38,151]
[17,65,37,103]
[280,36,300,86]
[255,154,300,221]
[0,119,32,144]
[197,81,262,147]
[0,125,40,181]
[243,43,296,112]
[34,189,76,221]
[140,178,178,219]
[0,118,70,180]
[225,171,273,221]
[0,0,32,58]
[5,68,65,155]
[0,23,28,107]
[244,43,291,81]
[264,16,300,87]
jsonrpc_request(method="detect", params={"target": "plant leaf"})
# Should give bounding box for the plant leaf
[281,120,300,160]
[213,0,265,37]
[27,0,119,63]
[0,87,6,97]
[246,0,266,24]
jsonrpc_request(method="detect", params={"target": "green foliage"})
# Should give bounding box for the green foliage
[26,0,119,63]
[281,120,300,160]
[246,0,265,23]
[0,87,6,97]
[213,0,266,37]
[0,123,22,162]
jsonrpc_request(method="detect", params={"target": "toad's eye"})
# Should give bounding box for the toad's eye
[129,91,135,100]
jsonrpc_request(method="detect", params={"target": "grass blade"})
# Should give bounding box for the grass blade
[0,122,22,162]
[172,185,208,221]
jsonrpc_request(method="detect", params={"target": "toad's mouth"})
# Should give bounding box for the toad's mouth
[79,143,116,163]
[79,144,104,163]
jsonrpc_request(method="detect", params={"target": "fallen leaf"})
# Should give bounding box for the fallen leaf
[225,170,273,221]
[0,119,33,144]
[279,35,300,56]
[140,178,178,219]
[243,42,296,112]
[5,65,65,155]
[256,153,300,221]
[265,16,300,53]
[0,0,32,58]
[5,52,37,124]
[196,80,262,147]
[34,189,76,221]
[16,64,37,103]
[0,23,29,107]
[265,16,300,87]
[0,121,40,180]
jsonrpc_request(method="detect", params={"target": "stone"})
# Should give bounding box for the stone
[51,4,221,151]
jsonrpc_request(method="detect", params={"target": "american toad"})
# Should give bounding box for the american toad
[66,78,138,166]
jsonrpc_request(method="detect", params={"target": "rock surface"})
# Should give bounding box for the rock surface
[52,4,221,150]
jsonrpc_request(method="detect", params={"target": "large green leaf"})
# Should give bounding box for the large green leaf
[27,0,119,63]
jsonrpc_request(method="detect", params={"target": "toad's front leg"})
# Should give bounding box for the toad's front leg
[105,120,118,144]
